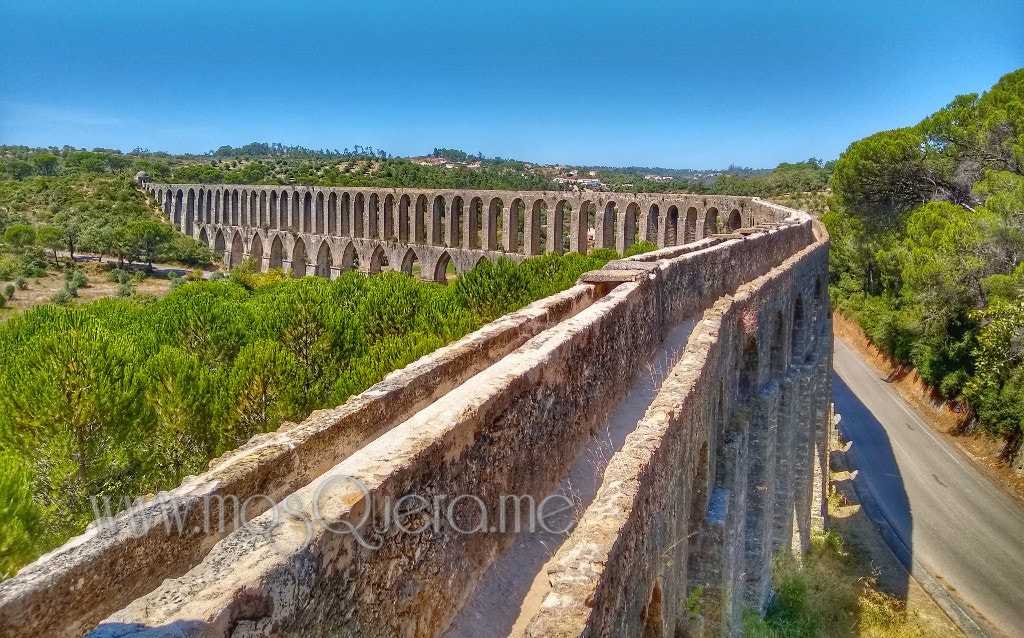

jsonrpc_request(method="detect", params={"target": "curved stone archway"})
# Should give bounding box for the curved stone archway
[314,240,333,278]
[269,235,284,270]
[250,234,265,272]
[291,238,308,278]
[229,231,244,269]
[433,251,452,284]
[399,247,419,276]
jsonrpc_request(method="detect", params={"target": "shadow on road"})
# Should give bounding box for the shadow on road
[832,373,912,601]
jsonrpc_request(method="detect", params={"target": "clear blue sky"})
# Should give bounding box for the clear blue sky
[2,0,1022,168]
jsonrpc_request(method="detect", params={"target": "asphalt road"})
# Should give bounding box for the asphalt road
[833,337,1024,638]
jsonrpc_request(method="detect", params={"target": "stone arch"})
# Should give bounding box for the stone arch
[462,195,477,248]
[727,208,742,232]
[399,195,412,242]
[185,189,196,236]
[340,192,351,236]
[198,227,209,247]
[368,193,380,240]
[738,335,759,398]
[269,191,278,228]
[341,241,359,272]
[664,205,679,247]
[314,240,333,278]
[206,190,214,224]
[269,235,284,270]
[431,195,446,246]
[598,202,616,250]
[303,192,313,233]
[250,234,264,272]
[353,193,365,238]
[688,439,710,544]
[383,194,396,240]
[174,189,184,228]
[280,190,291,230]
[249,191,258,226]
[291,238,307,278]
[213,228,226,255]
[578,200,596,254]
[528,200,545,256]
[414,195,428,244]
[229,231,244,269]
[549,199,568,254]
[704,208,719,238]
[464,197,479,249]
[313,191,324,234]
[228,190,237,225]
[400,247,419,276]
[644,204,660,244]
[327,192,338,235]
[290,192,301,230]
[369,244,387,274]
[448,196,464,248]
[684,207,698,243]
[485,197,501,250]
[259,191,268,227]
[792,295,805,364]
[161,190,170,217]
[212,188,221,224]
[639,580,664,638]
[507,198,525,253]
[433,250,452,284]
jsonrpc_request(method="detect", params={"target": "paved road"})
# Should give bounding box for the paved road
[834,337,1024,638]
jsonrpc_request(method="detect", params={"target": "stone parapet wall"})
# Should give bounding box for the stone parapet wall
[0,285,597,638]
[525,238,831,637]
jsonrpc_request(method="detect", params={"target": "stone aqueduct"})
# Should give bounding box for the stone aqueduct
[145,181,754,280]
[0,187,832,638]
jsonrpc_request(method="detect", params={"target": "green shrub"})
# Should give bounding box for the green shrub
[3,284,14,299]
[50,287,73,305]
[0,257,15,281]
[64,268,88,290]
[14,276,27,290]
[624,240,658,257]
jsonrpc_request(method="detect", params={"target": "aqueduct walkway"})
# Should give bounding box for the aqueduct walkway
[142,181,779,281]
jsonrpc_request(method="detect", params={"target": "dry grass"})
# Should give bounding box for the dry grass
[0,260,173,318]
[743,531,937,637]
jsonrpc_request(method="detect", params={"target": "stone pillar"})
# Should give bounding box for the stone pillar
[615,211,628,255]
[772,371,801,555]
[447,201,460,248]
[569,205,587,254]
[525,206,542,256]
[502,205,517,253]
[742,388,781,612]
[546,201,563,254]
[464,201,478,250]
[484,200,499,251]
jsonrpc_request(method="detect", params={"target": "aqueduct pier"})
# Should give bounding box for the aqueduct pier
[143,180,773,280]
[0,191,831,638]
